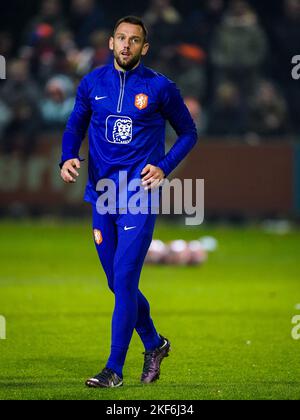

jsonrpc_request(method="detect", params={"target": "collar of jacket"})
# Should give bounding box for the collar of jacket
[110,62,145,79]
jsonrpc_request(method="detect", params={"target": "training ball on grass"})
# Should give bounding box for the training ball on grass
[199,236,218,252]
[146,239,168,264]
[187,241,208,265]
[165,240,190,265]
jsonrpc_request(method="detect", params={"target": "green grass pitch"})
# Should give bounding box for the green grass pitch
[0,220,299,400]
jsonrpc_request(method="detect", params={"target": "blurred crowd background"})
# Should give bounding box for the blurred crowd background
[0,0,300,157]
[0,0,299,219]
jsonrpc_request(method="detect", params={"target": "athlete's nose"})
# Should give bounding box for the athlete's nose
[123,38,130,49]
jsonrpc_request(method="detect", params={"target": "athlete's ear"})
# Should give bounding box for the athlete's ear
[109,37,114,51]
[142,42,150,57]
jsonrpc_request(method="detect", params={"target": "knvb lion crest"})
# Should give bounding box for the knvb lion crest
[135,94,148,110]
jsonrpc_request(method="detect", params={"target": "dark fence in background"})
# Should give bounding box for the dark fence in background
[177,141,296,219]
[0,135,298,219]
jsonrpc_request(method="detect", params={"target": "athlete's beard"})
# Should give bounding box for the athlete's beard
[115,52,141,71]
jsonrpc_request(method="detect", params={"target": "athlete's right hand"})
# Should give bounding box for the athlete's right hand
[60,159,81,183]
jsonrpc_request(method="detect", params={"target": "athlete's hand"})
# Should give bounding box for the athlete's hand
[141,164,165,190]
[61,159,81,183]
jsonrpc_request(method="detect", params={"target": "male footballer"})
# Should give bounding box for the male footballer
[60,16,197,388]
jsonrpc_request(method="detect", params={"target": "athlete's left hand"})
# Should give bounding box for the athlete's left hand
[141,164,165,190]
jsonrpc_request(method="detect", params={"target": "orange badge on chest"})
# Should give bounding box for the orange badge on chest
[93,229,103,245]
[135,93,148,110]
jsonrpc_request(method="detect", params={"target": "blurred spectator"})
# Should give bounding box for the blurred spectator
[206,81,247,137]
[247,81,289,138]
[0,0,298,149]
[184,96,206,136]
[166,95,204,147]
[273,0,300,62]
[69,0,106,48]
[22,24,78,83]
[271,0,300,131]
[271,0,300,80]
[0,100,12,138]
[0,32,14,60]
[89,30,111,70]
[144,0,182,25]
[66,30,111,76]
[175,44,207,100]
[53,29,78,75]
[23,0,66,45]
[40,75,75,129]
[184,0,225,50]
[154,43,207,101]
[143,0,182,62]
[0,59,41,156]
[21,22,58,82]
[0,59,40,104]
[211,0,268,96]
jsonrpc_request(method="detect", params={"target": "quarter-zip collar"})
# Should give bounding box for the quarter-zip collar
[117,70,126,113]
[112,62,144,113]
[110,61,144,79]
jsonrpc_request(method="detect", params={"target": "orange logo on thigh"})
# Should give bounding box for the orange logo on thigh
[93,229,103,245]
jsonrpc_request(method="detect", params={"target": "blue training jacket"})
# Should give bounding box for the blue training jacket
[60,62,198,207]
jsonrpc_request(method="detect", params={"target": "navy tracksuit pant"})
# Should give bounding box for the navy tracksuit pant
[92,207,162,377]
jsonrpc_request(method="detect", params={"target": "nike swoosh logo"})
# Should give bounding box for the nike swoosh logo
[95,96,108,100]
[124,226,136,231]
[160,339,168,349]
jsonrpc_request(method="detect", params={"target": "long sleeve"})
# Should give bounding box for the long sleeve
[59,77,92,168]
[157,80,198,177]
